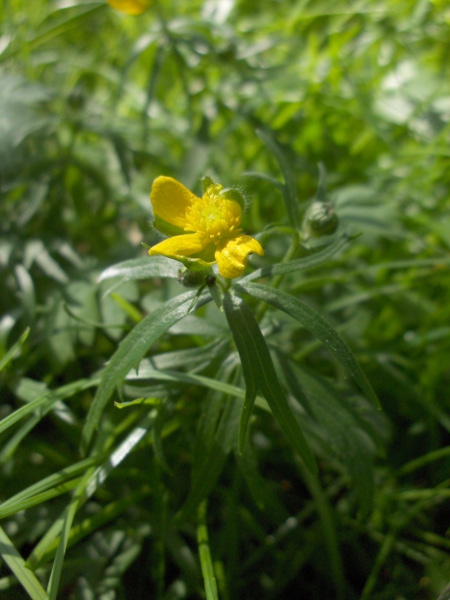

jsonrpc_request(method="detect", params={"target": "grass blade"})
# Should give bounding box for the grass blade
[197,501,219,600]
[0,526,47,600]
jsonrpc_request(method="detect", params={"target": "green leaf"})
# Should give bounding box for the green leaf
[98,255,180,282]
[0,456,102,519]
[0,328,29,373]
[81,289,210,451]
[223,290,317,473]
[46,468,95,600]
[288,363,375,514]
[239,282,380,409]
[256,127,300,228]
[126,366,246,400]
[28,410,157,570]
[0,526,47,600]
[145,339,228,371]
[25,239,68,284]
[222,293,258,448]
[197,501,219,600]
[153,214,187,237]
[240,233,352,282]
[179,394,241,521]
[14,265,36,321]
[0,378,98,436]
[40,489,149,571]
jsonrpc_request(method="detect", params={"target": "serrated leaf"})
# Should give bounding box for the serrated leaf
[239,282,380,409]
[223,290,317,473]
[82,289,210,451]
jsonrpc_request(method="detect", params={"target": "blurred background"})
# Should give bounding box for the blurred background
[1,0,450,598]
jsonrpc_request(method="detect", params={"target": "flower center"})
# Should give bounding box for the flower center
[185,194,242,243]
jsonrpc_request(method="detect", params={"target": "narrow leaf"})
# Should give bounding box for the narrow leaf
[223,291,317,473]
[257,128,300,228]
[126,365,246,400]
[290,363,375,514]
[179,395,241,520]
[28,411,157,570]
[98,255,179,282]
[0,328,29,373]
[239,282,380,409]
[82,290,209,450]
[0,378,98,436]
[46,468,94,600]
[240,233,351,282]
[0,526,47,600]
[222,292,258,450]
[197,501,219,600]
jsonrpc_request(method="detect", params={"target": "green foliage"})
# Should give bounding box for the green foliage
[1,0,450,598]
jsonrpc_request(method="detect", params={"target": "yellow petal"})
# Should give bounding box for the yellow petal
[149,233,206,259]
[215,235,264,279]
[107,0,150,14]
[150,176,200,231]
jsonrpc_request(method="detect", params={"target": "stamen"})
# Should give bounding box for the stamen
[186,193,242,245]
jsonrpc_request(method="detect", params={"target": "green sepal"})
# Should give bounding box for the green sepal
[218,187,245,210]
[178,268,210,288]
[201,177,245,211]
[153,215,186,237]
[201,176,215,193]
[175,255,216,271]
[148,251,215,272]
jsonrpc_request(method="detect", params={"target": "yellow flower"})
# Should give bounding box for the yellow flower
[107,0,150,15]
[148,176,264,279]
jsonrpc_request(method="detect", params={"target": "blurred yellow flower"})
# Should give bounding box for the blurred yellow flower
[107,0,150,15]
[149,176,264,279]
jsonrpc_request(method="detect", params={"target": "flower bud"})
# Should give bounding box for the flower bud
[302,202,338,238]
[177,268,207,287]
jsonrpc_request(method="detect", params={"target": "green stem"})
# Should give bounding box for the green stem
[255,229,300,322]
[197,501,220,600]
